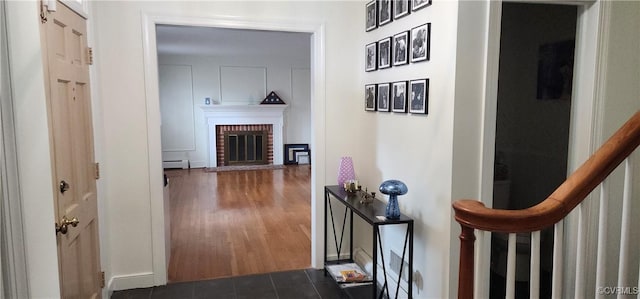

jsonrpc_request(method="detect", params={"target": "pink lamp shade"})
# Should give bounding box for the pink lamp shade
[337,156,356,186]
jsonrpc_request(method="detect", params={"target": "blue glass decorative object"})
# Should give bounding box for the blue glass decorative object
[379,180,408,220]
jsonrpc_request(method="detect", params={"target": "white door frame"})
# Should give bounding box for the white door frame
[0,1,29,297]
[141,13,326,285]
[477,0,606,298]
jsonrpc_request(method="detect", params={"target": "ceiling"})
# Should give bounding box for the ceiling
[156,25,311,56]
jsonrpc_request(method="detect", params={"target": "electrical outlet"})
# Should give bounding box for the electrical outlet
[390,250,410,282]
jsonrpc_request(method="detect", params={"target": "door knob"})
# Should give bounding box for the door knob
[55,216,79,235]
[59,180,70,194]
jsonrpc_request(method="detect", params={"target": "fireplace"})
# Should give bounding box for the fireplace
[217,125,273,166]
[202,105,287,167]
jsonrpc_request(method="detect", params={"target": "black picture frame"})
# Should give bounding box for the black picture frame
[378,0,393,26]
[393,0,411,19]
[365,84,377,111]
[410,23,430,63]
[284,144,309,165]
[365,42,378,72]
[392,31,409,66]
[378,37,392,69]
[411,0,431,12]
[409,79,429,114]
[366,1,378,32]
[392,81,408,113]
[377,83,391,112]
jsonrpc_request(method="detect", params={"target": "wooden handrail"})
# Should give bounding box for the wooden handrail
[452,110,640,299]
[453,110,640,233]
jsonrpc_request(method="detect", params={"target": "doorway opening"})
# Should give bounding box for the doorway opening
[155,25,313,283]
[489,3,577,298]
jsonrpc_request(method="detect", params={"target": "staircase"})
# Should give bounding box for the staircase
[452,111,640,299]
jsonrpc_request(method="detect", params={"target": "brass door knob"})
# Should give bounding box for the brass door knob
[55,216,79,235]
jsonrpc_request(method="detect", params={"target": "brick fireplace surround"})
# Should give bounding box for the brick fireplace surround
[216,124,273,166]
[202,105,287,167]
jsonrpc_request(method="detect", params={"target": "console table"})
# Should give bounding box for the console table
[324,185,414,299]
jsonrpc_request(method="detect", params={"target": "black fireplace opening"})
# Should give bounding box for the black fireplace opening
[224,131,268,165]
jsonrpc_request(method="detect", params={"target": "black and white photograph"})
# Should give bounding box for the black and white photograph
[365,84,377,111]
[392,81,408,113]
[409,79,428,114]
[366,1,377,32]
[410,23,430,63]
[377,83,390,112]
[412,0,432,12]
[378,37,392,69]
[392,31,409,66]
[365,42,378,72]
[394,0,411,19]
[379,0,392,26]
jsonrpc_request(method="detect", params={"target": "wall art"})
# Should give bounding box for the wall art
[392,81,408,113]
[412,0,432,12]
[392,31,409,66]
[366,1,378,32]
[409,79,428,114]
[378,37,392,69]
[365,84,377,111]
[365,42,378,72]
[377,83,391,112]
[394,0,411,19]
[410,23,430,63]
[379,0,392,26]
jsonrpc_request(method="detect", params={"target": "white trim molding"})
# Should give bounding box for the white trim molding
[141,12,326,287]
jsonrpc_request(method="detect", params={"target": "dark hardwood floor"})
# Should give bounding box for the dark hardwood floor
[164,165,311,282]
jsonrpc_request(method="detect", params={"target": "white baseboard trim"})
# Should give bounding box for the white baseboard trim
[189,160,206,168]
[109,272,156,291]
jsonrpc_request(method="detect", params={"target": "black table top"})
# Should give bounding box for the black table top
[325,185,413,225]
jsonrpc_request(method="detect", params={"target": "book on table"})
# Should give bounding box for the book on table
[326,263,371,284]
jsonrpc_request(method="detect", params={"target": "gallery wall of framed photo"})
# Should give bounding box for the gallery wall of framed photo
[364,0,432,115]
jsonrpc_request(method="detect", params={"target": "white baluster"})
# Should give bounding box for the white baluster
[596,180,609,299]
[506,233,516,299]
[552,221,563,299]
[617,157,633,299]
[575,204,586,299]
[475,230,490,299]
[530,231,540,299]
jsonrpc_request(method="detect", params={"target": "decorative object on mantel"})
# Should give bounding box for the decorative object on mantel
[337,156,356,187]
[261,91,286,104]
[379,180,408,220]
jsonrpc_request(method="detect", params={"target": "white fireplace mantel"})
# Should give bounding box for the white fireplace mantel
[202,105,288,167]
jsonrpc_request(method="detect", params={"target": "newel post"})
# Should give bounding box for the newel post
[458,224,476,299]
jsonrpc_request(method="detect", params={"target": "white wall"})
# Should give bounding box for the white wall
[5,0,631,298]
[5,1,60,298]
[597,0,640,292]
[356,1,460,297]
[158,49,311,168]
[90,0,361,291]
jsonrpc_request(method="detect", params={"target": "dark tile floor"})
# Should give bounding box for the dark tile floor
[110,269,370,299]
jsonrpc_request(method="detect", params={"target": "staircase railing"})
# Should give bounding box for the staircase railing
[452,111,640,299]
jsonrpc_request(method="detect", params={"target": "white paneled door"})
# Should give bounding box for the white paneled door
[41,2,102,298]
